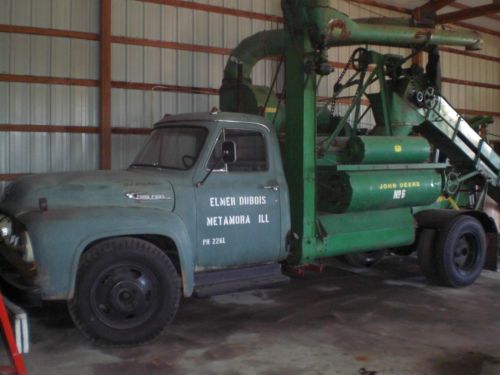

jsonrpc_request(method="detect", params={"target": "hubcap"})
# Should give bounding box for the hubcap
[453,235,478,275]
[91,264,159,329]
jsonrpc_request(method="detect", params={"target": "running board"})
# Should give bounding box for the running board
[193,263,289,297]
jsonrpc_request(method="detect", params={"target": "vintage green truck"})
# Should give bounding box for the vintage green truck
[1,0,499,345]
[0,111,293,344]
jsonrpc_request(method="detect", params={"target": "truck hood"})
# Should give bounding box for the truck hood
[0,170,175,217]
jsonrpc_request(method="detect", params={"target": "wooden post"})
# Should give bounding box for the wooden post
[99,0,112,169]
[412,8,424,67]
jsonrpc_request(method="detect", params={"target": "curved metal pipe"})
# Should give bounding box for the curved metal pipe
[223,3,482,86]
[326,20,482,50]
[305,4,482,51]
[222,29,286,83]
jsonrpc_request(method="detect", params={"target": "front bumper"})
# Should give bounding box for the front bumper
[0,242,41,306]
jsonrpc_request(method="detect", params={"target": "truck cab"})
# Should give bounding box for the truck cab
[0,111,291,345]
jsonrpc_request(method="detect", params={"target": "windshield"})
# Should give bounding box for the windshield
[131,126,208,170]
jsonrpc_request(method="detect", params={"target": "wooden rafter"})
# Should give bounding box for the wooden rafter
[450,2,500,23]
[417,0,456,13]
[437,2,500,24]
[99,0,112,170]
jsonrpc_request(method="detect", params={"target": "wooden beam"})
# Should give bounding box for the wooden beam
[350,0,500,37]
[440,47,500,63]
[417,0,456,13]
[0,24,98,40]
[0,125,99,133]
[112,34,500,64]
[349,0,411,14]
[139,0,283,23]
[442,77,500,90]
[0,74,98,87]
[99,0,112,170]
[454,20,500,38]
[111,81,219,95]
[0,125,150,135]
[450,2,500,22]
[110,36,232,55]
[1,67,499,95]
[413,1,456,26]
[437,3,500,24]
[0,174,26,182]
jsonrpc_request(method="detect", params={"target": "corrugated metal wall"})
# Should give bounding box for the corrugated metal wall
[0,0,100,194]
[109,0,281,168]
[0,0,499,194]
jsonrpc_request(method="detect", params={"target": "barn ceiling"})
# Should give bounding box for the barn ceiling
[378,0,500,32]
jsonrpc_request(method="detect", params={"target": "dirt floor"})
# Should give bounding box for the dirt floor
[3,255,500,375]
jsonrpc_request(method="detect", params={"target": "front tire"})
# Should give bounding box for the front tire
[68,237,181,345]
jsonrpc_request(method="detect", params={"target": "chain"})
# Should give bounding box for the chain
[330,51,356,117]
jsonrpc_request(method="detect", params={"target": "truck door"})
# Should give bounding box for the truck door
[195,128,282,268]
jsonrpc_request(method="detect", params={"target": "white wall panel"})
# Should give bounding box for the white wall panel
[144,2,161,40]
[9,83,30,124]
[144,47,162,84]
[50,85,71,125]
[10,34,30,74]
[126,44,144,82]
[0,33,99,80]
[1,0,99,32]
[177,50,193,86]
[0,132,97,174]
[0,83,9,123]
[32,0,51,28]
[30,84,50,125]
[51,0,71,29]
[111,134,149,169]
[127,0,144,38]
[0,133,11,173]
[126,90,145,126]
[160,49,177,85]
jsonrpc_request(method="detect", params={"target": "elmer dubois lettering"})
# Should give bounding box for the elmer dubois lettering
[209,197,236,207]
[209,195,267,207]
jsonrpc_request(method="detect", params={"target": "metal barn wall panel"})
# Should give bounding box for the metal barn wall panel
[0,83,99,127]
[108,0,283,168]
[112,134,149,169]
[0,0,99,32]
[0,0,100,192]
[0,0,499,194]
[0,132,98,173]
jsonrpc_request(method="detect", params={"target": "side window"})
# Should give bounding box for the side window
[207,129,268,172]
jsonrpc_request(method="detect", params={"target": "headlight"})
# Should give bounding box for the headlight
[0,215,12,240]
[20,232,34,262]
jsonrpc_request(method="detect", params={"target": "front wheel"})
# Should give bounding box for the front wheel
[68,237,181,345]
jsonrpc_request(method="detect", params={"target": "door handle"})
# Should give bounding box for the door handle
[263,185,279,192]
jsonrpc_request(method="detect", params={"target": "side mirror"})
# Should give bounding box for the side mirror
[222,141,236,164]
[196,140,236,188]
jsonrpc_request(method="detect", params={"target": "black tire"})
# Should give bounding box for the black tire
[343,250,385,268]
[435,215,486,287]
[417,228,442,285]
[68,237,181,346]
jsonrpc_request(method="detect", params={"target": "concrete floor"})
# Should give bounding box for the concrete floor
[4,255,500,375]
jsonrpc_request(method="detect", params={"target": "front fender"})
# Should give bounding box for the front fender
[17,207,195,300]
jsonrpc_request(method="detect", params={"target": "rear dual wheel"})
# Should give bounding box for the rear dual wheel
[418,215,486,287]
